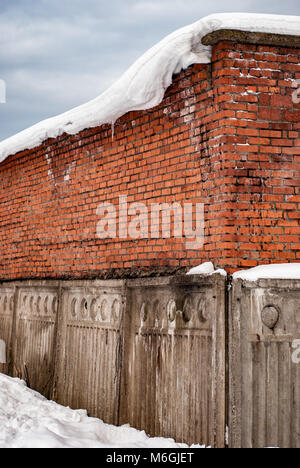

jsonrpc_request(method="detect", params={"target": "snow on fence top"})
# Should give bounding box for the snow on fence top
[233,263,300,281]
[186,262,227,276]
[1,12,300,163]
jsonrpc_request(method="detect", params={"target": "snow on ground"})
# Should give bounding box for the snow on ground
[0,373,197,449]
[0,13,300,162]
[233,263,300,281]
[186,262,227,276]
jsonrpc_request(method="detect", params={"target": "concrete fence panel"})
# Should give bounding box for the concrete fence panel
[12,284,59,398]
[120,275,226,448]
[0,287,15,375]
[229,278,300,448]
[52,281,126,426]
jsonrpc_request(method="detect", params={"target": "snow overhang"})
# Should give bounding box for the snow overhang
[1,12,300,163]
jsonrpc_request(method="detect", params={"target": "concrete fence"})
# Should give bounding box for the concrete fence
[0,274,299,448]
[0,275,226,448]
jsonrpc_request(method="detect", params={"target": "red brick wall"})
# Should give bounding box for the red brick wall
[0,40,299,280]
[211,41,300,272]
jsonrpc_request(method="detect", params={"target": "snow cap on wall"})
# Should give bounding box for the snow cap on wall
[1,12,300,162]
[233,263,300,281]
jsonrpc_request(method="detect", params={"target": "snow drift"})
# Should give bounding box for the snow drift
[0,13,300,162]
[0,373,193,448]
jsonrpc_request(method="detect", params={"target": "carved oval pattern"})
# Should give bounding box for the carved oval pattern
[182,297,193,323]
[29,296,34,315]
[295,309,300,326]
[90,297,98,321]
[112,299,121,321]
[3,296,7,313]
[71,298,77,318]
[22,295,27,316]
[167,299,176,322]
[44,296,49,315]
[36,296,41,315]
[261,305,280,330]
[153,300,160,327]
[9,296,14,312]
[100,299,109,321]
[81,298,88,319]
[52,296,57,315]
[140,303,148,322]
[197,298,208,322]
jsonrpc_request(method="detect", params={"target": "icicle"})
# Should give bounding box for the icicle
[111,121,115,142]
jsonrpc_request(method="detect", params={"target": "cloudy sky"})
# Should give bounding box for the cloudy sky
[0,0,300,141]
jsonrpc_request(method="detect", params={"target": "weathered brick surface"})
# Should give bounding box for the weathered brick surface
[211,42,300,273]
[0,40,299,279]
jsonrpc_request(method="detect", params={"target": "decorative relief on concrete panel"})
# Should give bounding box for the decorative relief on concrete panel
[140,302,148,323]
[111,298,121,321]
[167,299,176,323]
[182,296,193,322]
[66,291,122,326]
[0,290,14,317]
[19,290,58,320]
[137,294,211,332]
[197,297,209,323]
[261,305,280,330]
